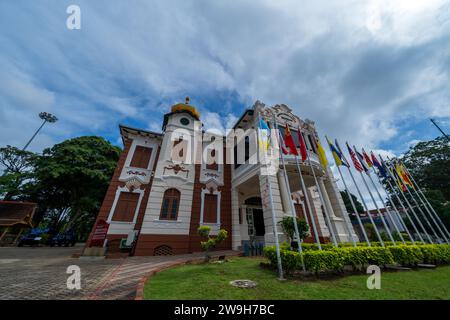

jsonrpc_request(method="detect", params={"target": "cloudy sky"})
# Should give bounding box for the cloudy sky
[1,1,449,206]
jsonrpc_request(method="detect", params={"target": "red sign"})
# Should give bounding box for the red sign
[89,219,109,247]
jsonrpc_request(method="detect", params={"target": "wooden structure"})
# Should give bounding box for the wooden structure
[0,201,37,245]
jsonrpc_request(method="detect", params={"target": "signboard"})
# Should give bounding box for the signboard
[89,219,109,247]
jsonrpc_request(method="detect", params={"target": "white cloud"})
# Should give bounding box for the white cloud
[0,0,449,156]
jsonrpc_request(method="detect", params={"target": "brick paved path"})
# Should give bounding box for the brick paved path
[0,246,237,300]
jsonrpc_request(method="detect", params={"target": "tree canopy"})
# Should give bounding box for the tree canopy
[386,136,450,230]
[340,191,364,214]
[0,136,121,240]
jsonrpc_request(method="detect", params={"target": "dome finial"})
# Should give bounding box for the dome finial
[185,96,190,104]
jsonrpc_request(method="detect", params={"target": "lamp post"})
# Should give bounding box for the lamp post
[22,112,58,151]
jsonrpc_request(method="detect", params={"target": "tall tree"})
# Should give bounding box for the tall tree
[31,136,121,238]
[385,136,450,230]
[340,191,364,214]
[0,146,38,200]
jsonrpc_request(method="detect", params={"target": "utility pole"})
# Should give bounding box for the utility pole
[23,112,58,151]
[430,118,450,142]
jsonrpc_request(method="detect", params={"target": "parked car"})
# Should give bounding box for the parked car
[17,228,48,247]
[49,230,77,247]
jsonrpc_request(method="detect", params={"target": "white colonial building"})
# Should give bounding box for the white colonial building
[85,99,356,256]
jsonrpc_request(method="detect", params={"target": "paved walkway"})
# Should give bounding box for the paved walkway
[0,245,238,300]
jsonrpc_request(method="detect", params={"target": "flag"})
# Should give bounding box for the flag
[355,148,370,172]
[391,162,407,192]
[346,142,364,172]
[399,162,414,187]
[362,149,373,168]
[396,162,413,188]
[258,117,270,152]
[283,124,299,156]
[334,139,350,167]
[297,128,308,162]
[326,137,348,167]
[316,139,328,169]
[371,152,387,178]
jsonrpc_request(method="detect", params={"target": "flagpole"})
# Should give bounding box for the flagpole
[368,174,406,244]
[273,118,306,271]
[326,137,358,246]
[304,149,338,247]
[405,185,442,243]
[371,161,414,243]
[402,163,450,242]
[383,160,427,243]
[386,158,433,243]
[384,176,419,243]
[361,149,405,244]
[364,167,405,244]
[408,186,449,243]
[294,155,322,249]
[408,174,450,239]
[334,168,357,246]
[391,160,442,243]
[335,140,371,246]
[257,111,284,280]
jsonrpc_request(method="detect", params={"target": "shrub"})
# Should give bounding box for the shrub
[197,226,228,262]
[278,216,309,243]
[304,250,344,273]
[420,244,450,264]
[263,244,450,274]
[388,245,423,266]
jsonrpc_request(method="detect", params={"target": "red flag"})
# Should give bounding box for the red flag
[363,150,373,167]
[297,128,308,162]
[284,124,299,156]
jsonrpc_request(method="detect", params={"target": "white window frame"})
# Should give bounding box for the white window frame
[107,186,145,224]
[199,188,221,226]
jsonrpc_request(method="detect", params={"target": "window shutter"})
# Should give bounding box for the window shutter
[112,192,140,222]
[203,194,217,223]
[130,146,152,168]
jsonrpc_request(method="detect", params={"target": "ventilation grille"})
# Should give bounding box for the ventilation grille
[154,245,173,256]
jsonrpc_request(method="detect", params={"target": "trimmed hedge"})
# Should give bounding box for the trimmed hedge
[388,245,423,266]
[264,244,450,273]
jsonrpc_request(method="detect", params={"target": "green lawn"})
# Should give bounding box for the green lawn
[144,257,450,300]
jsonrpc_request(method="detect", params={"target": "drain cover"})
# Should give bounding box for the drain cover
[229,280,257,288]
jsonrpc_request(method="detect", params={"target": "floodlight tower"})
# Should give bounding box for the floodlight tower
[22,112,58,151]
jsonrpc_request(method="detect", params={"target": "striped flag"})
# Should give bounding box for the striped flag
[355,148,370,172]
[371,152,387,178]
[346,142,364,172]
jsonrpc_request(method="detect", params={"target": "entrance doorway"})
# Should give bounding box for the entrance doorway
[244,197,265,241]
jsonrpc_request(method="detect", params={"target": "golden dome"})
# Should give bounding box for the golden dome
[170,97,200,120]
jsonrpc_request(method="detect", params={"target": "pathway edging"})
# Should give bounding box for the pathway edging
[135,252,242,300]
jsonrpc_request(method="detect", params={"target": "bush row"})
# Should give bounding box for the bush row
[264,244,450,273]
[296,241,425,252]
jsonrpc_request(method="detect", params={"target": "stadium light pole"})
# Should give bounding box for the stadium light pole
[22,112,58,151]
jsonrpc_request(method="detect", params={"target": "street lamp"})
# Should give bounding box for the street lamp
[22,112,58,151]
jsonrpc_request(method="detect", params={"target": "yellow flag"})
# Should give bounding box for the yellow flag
[316,140,328,169]
[326,137,342,166]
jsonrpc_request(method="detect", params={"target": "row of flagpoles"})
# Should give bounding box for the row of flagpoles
[257,114,449,279]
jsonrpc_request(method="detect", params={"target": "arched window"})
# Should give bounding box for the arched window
[160,189,180,220]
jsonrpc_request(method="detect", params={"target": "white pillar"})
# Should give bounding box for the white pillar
[277,171,292,215]
[231,188,242,250]
[260,174,286,246]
